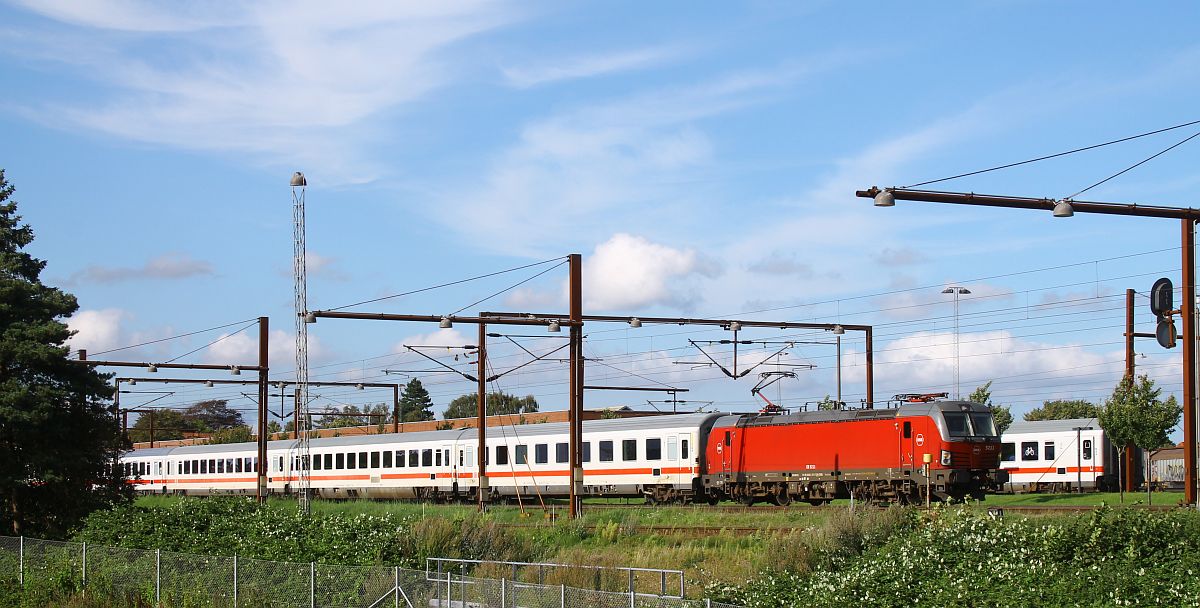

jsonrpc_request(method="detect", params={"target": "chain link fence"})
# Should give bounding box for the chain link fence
[0,535,746,608]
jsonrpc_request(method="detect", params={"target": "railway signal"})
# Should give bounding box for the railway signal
[1150,277,1177,349]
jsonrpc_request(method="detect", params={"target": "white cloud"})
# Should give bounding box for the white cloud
[396,328,474,350]
[585,234,721,311]
[842,330,1124,401]
[7,1,512,182]
[746,252,816,277]
[66,252,213,285]
[502,45,682,88]
[446,61,842,255]
[204,329,326,371]
[66,308,129,354]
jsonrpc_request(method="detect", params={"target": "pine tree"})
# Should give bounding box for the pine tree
[0,170,130,537]
[399,378,435,422]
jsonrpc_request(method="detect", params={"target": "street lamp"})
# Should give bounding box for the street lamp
[942,286,971,399]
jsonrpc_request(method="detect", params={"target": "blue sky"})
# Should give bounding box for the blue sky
[2,1,1199,428]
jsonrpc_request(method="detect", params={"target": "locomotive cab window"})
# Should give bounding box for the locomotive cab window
[724,431,731,447]
[903,421,912,439]
[970,413,998,437]
[944,413,970,437]
[1021,442,1038,461]
[1001,443,1015,462]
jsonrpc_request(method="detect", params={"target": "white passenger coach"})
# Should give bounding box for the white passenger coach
[999,417,1117,492]
[119,414,716,503]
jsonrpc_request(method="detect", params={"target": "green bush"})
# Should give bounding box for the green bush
[712,506,1200,607]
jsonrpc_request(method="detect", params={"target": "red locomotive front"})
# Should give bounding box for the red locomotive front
[700,399,1003,505]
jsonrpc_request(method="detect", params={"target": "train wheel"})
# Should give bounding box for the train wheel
[770,492,792,507]
[739,494,756,507]
[706,494,720,506]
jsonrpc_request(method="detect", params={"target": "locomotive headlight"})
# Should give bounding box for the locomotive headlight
[940,450,952,466]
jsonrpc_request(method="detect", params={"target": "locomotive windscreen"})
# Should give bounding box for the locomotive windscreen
[944,411,998,437]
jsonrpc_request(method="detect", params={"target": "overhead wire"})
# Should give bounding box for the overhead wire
[1063,129,1200,200]
[901,118,1200,189]
[327,255,568,312]
[85,317,259,357]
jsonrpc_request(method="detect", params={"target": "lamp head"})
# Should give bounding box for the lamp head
[629,317,642,328]
[290,172,307,187]
[204,380,214,388]
[873,189,896,207]
[1053,199,1074,218]
[547,320,561,333]
[147,364,157,373]
[729,321,742,332]
[230,366,241,376]
[304,312,317,324]
[439,316,453,329]
[831,324,845,335]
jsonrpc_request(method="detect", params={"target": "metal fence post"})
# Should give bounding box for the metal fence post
[81,542,87,589]
[233,555,238,607]
[706,599,711,608]
[155,549,161,606]
[501,578,506,608]
[560,583,565,608]
[310,562,315,608]
[394,566,399,608]
[629,586,635,608]
[17,536,22,586]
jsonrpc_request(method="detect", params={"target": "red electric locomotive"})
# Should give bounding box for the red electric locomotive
[700,397,1005,505]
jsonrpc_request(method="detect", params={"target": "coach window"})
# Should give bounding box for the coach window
[1021,442,1038,461]
[682,440,689,460]
[313,455,322,471]
[516,445,528,465]
[1001,443,1015,462]
[622,439,637,461]
[200,460,208,474]
[496,445,509,465]
[395,451,405,468]
[1044,442,1055,461]
[408,450,418,467]
[336,453,345,470]
[359,452,368,469]
[228,458,235,472]
[535,444,548,464]
[646,438,662,460]
[321,454,330,470]
[371,452,381,468]
[1082,439,1093,460]
[235,458,242,473]
[556,442,568,463]
[582,441,591,463]
[245,458,253,472]
[422,449,433,467]
[464,446,473,467]
[599,440,614,462]
[347,453,357,470]
[436,450,443,467]
[383,451,392,468]
[444,449,450,465]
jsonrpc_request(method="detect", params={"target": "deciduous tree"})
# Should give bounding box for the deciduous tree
[444,392,539,419]
[1024,399,1098,421]
[969,381,1013,434]
[0,170,130,537]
